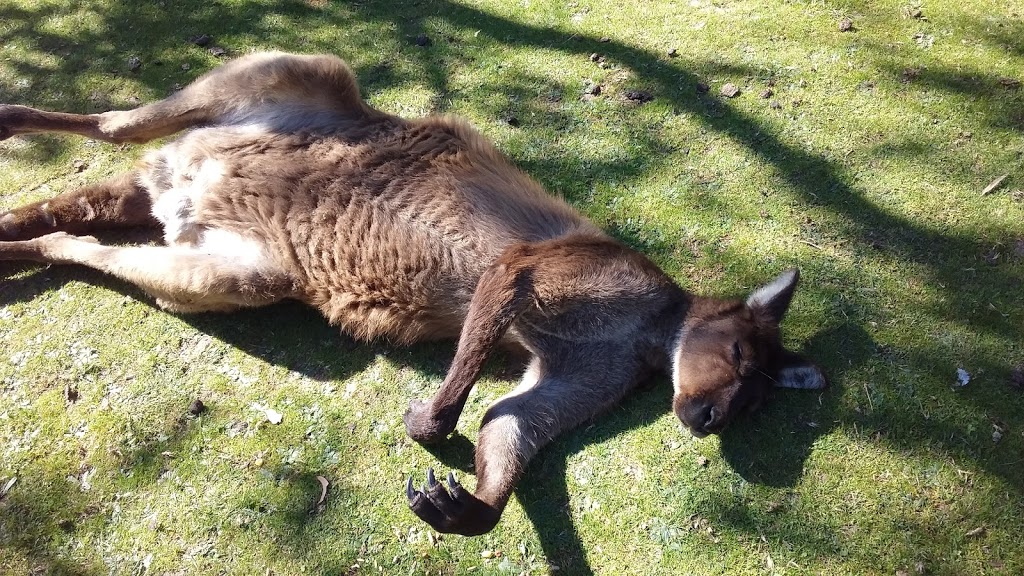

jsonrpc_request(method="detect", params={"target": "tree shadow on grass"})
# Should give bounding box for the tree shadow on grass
[0,472,108,576]
[513,380,674,576]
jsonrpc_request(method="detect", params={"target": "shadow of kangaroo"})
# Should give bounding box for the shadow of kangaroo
[0,52,826,536]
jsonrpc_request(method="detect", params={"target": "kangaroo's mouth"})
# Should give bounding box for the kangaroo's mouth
[687,427,710,439]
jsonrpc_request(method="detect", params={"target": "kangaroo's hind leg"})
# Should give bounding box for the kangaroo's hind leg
[0,52,376,144]
[0,172,156,241]
[0,232,296,313]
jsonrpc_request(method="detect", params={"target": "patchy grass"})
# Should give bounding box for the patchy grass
[1,0,1023,574]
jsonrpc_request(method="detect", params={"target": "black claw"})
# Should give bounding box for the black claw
[406,476,415,501]
[427,468,437,488]
[447,471,458,488]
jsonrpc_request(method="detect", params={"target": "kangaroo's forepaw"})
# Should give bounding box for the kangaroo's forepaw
[405,468,499,536]
[404,399,455,444]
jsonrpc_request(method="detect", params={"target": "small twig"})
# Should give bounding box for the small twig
[798,239,824,250]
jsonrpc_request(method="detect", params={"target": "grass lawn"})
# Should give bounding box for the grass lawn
[1,0,1022,574]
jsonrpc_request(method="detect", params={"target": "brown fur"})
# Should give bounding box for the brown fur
[0,52,825,535]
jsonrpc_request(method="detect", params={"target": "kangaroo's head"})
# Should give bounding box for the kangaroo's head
[671,269,826,438]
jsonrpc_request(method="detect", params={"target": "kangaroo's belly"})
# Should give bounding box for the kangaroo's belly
[135,120,592,343]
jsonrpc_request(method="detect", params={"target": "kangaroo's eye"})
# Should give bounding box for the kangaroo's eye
[732,341,743,367]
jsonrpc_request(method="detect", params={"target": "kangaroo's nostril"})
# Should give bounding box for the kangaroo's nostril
[704,406,717,428]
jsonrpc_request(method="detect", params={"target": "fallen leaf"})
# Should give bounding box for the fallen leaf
[252,403,284,424]
[0,477,16,498]
[998,77,1021,89]
[839,18,854,32]
[982,173,1009,195]
[696,455,708,467]
[766,553,774,570]
[956,368,970,387]
[965,526,986,537]
[901,67,920,82]
[316,475,329,505]
[720,83,740,98]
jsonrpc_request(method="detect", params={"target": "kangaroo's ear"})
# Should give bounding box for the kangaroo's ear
[746,268,800,325]
[775,349,827,390]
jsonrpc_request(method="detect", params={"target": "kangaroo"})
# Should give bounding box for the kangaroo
[0,52,826,536]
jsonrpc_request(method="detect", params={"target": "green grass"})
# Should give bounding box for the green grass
[1,0,1022,574]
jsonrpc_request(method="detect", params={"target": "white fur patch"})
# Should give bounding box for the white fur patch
[485,412,533,454]
[198,228,266,267]
[746,269,798,309]
[150,158,226,245]
[776,364,826,389]
[151,189,195,244]
[496,358,543,403]
[189,158,226,192]
[670,325,689,394]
